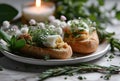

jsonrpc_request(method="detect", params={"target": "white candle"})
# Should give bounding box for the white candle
[22,0,55,22]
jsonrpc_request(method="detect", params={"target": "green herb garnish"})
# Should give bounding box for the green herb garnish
[78,76,83,80]
[66,18,96,38]
[0,30,26,51]
[38,63,120,81]
[43,55,50,60]
[29,26,58,47]
[109,38,120,52]
[10,35,26,50]
[64,77,67,80]
[104,74,111,80]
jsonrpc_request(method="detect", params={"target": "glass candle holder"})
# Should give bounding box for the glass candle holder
[22,1,55,23]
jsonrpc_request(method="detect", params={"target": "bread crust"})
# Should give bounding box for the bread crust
[20,43,72,59]
[64,31,99,54]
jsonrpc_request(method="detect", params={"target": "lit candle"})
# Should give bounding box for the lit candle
[22,0,55,22]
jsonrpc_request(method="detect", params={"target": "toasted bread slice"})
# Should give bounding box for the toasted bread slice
[20,43,72,59]
[64,31,99,54]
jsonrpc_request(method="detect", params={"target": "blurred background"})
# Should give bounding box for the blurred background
[0,0,120,21]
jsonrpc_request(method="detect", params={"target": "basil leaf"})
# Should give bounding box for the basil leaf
[14,39,26,50]
[115,11,120,20]
[0,4,18,24]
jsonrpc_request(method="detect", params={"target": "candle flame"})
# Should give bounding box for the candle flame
[36,0,41,7]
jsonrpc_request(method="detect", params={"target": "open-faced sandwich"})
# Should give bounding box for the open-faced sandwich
[63,18,99,54]
[19,27,72,59]
[0,20,72,59]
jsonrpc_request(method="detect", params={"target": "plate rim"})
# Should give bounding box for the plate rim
[1,42,110,65]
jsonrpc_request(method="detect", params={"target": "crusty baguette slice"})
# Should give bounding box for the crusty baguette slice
[20,43,72,59]
[64,31,99,54]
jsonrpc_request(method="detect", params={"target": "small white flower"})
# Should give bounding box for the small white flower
[21,27,29,34]
[49,25,55,29]
[10,28,16,32]
[37,22,45,29]
[16,30,22,36]
[48,15,56,22]
[67,19,79,26]
[55,27,63,35]
[6,28,16,36]
[11,25,18,31]
[67,21,72,27]
[60,15,67,21]
[2,21,10,28]
[50,19,61,27]
[29,19,36,25]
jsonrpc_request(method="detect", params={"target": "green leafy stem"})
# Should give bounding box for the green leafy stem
[38,63,120,81]
[0,30,26,51]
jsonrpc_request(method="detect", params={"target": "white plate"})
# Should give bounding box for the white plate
[1,41,110,65]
